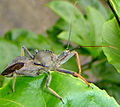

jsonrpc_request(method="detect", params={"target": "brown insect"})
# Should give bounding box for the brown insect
[1,45,92,103]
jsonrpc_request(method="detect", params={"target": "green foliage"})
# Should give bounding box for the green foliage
[0,39,20,72]
[48,1,105,57]
[102,18,120,73]
[47,0,120,105]
[4,29,63,52]
[92,61,120,83]
[110,0,120,17]
[0,0,120,106]
[72,0,110,19]
[0,73,119,107]
[0,28,118,106]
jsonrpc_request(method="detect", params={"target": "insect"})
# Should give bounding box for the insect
[1,45,91,103]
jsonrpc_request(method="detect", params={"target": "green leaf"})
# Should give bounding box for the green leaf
[76,0,110,19]
[85,7,105,56]
[48,1,87,38]
[0,72,119,107]
[0,39,20,73]
[4,29,64,53]
[110,0,120,17]
[92,61,120,104]
[92,61,120,83]
[4,29,38,41]
[102,18,120,73]
[96,81,120,105]
[48,1,105,57]
[4,29,51,50]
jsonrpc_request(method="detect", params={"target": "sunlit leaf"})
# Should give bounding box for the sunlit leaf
[0,72,119,107]
[102,18,120,73]
[96,81,120,105]
[110,0,120,17]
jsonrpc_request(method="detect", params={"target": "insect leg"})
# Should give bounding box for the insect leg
[56,68,90,86]
[72,51,82,74]
[12,73,17,92]
[22,46,34,59]
[45,72,64,104]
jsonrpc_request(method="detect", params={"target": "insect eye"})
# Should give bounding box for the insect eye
[63,50,70,55]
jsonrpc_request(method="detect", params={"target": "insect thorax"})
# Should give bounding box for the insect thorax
[34,50,58,69]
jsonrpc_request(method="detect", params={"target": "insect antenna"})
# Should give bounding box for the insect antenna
[66,1,78,50]
[66,17,72,50]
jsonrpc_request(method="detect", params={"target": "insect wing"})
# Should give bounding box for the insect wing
[1,62,24,76]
